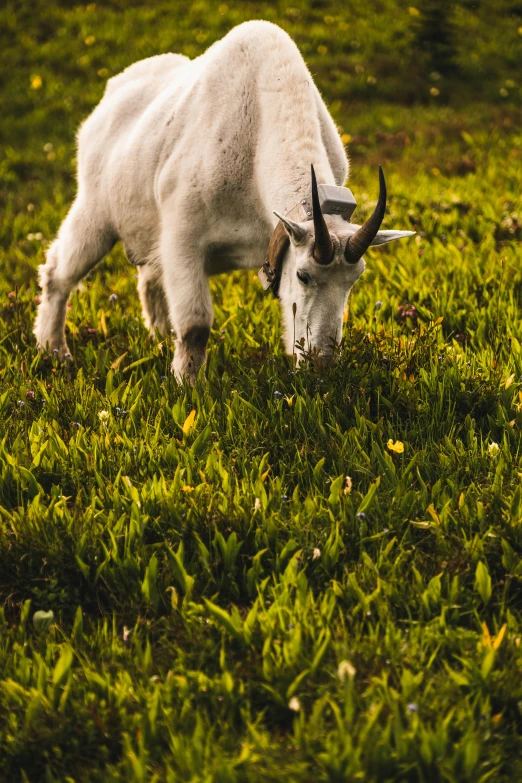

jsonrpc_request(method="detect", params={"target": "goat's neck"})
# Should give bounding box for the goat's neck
[256,86,335,218]
[263,151,335,218]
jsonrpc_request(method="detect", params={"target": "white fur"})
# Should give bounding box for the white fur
[34,21,411,380]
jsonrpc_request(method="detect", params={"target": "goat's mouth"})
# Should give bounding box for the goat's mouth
[314,353,336,369]
[291,339,340,367]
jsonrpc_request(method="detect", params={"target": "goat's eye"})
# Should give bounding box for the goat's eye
[297,270,310,285]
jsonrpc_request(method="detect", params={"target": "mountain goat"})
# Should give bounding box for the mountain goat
[35,20,413,381]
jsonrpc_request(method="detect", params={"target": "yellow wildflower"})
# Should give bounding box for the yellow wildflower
[182,409,197,435]
[387,439,404,454]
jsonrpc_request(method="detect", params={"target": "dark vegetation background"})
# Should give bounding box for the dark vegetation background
[1,2,522,781]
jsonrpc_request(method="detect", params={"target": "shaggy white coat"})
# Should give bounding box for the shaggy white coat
[34,20,411,379]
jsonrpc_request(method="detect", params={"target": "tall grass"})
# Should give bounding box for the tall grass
[1,2,522,780]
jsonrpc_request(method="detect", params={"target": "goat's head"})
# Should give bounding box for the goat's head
[275,165,414,362]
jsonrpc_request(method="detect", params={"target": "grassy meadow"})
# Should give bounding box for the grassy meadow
[1,1,522,780]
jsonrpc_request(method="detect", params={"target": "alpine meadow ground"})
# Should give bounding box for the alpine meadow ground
[1,1,522,781]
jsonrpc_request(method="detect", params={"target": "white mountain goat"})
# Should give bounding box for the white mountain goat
[35,20,414,381]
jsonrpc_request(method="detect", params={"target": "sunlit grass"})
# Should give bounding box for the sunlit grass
[1,1,522,781]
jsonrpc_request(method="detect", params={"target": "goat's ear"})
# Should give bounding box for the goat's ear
[273,211,308,245]
[369,230,416,246]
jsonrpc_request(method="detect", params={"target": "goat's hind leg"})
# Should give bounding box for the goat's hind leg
[137,262,171,339]
[34,199,114,356]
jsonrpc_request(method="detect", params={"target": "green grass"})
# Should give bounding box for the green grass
[2,2,522,781]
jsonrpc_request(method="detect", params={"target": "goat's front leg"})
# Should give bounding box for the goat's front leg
[160,228,213,384]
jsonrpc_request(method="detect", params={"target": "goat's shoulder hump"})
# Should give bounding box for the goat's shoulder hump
[219,20,299,54]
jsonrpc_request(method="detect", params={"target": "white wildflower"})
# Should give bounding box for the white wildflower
[487,442,500,457]
[288,696,300,711]
[313,548,321,560]
[98,410,109,422]
[254,498,261,511]
[337,660,356,681]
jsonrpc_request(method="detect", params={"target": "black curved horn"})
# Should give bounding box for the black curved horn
[311,164,334,264]
[344,166,387,264]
